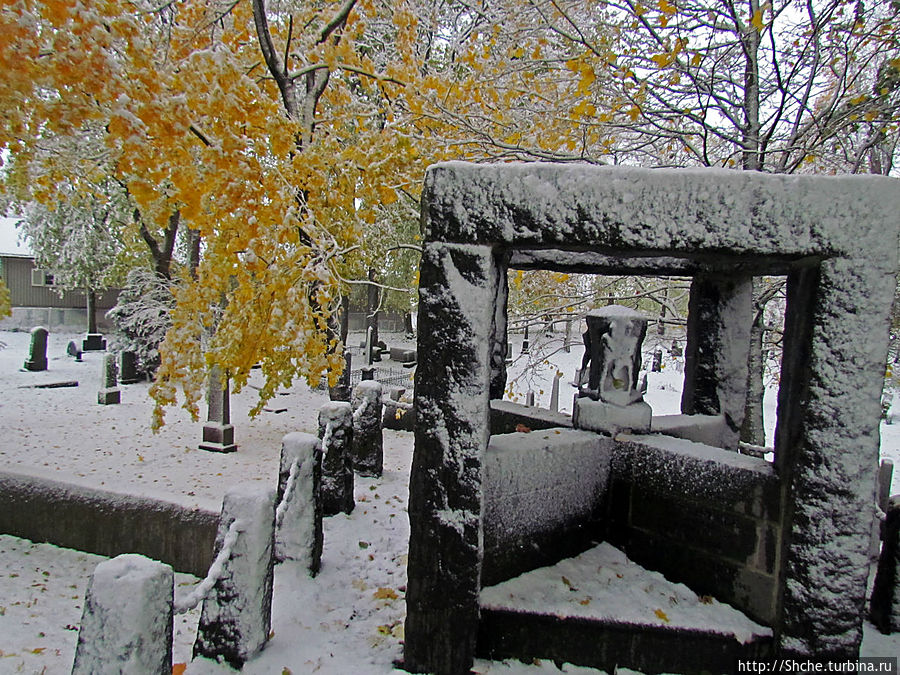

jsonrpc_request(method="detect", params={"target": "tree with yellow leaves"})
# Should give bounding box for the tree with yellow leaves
[1,0,435,425]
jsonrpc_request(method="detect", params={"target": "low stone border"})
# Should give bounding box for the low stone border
[0,468,217,577]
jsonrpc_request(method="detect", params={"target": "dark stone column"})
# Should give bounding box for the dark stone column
[681,273,752,449]
[404,243,499,675]
[776,259,892,657]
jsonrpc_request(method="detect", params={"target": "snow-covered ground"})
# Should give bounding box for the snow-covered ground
[0,328,898,673]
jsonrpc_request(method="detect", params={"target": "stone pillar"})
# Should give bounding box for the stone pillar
[775,260,893,657]
[275,432,322,574]
[525,390,535,407]
[200,366,237,453]
[23,326,48,372]
[351,380,383,477]
[681,273,752,449]
[72,554,173,675]
[97,353,121,405]
[119,350,140,384]
[194,484,276,669]
[572,306,651,435]
[318,401,354,516]
[404,242,499,675]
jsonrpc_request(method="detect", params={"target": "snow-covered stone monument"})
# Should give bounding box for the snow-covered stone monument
[403,162,900,674]
[573,305,650,434]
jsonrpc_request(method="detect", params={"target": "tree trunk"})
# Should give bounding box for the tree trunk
[86,288,97,334]
[366,268,380,347]
[741,295,767,445]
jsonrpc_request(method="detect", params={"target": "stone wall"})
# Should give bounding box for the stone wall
[479,426,782,627]
[0,469,217,577]
[605,435,782,626]
[482,429,608,585]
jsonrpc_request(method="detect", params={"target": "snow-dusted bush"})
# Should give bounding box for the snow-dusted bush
[107,268,173,378]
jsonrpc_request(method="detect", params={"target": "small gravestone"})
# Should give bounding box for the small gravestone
[200,367,237,453]
[351,380,383,477]
[72,554,173,674]
[670,339,683,358]
[522,325,530,354]
[66,340,83,362]
[23,326,48,372]
[318,401,354,516]
[573,306,651,434]
[97,353,121,405]
[119,350,140,384]
[194,484,276,668]
[361,366,375,381]
[525,390,535,407]
[82,333,107,352]
[549,372,562,412]
[651,348,663,372]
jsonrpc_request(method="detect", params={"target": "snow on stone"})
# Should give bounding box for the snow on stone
[480,542,773,646]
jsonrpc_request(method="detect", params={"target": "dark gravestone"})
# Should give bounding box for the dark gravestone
[66,340,83,362]
[119,351,140,384]
[199,367,236,453]
[82,333,107,352]
[651,349,663,372]
[23,326,49,372]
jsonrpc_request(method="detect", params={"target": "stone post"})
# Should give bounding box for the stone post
[72,554,173,675]
[351,380,383,477]
[119,350,140,384]
[404,242,498,675]
[572,306,651,435]
[200,366,237,453]
[97,353,121,405]
[681,273,752,450]
[275,432,322,574]
[318,401,354,516]
[23,326,48,372]
[194,484,276,669]
[525,390,535,407]
[775,261,894,657]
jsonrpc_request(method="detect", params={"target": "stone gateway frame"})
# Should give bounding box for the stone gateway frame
[403,162,900,674]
